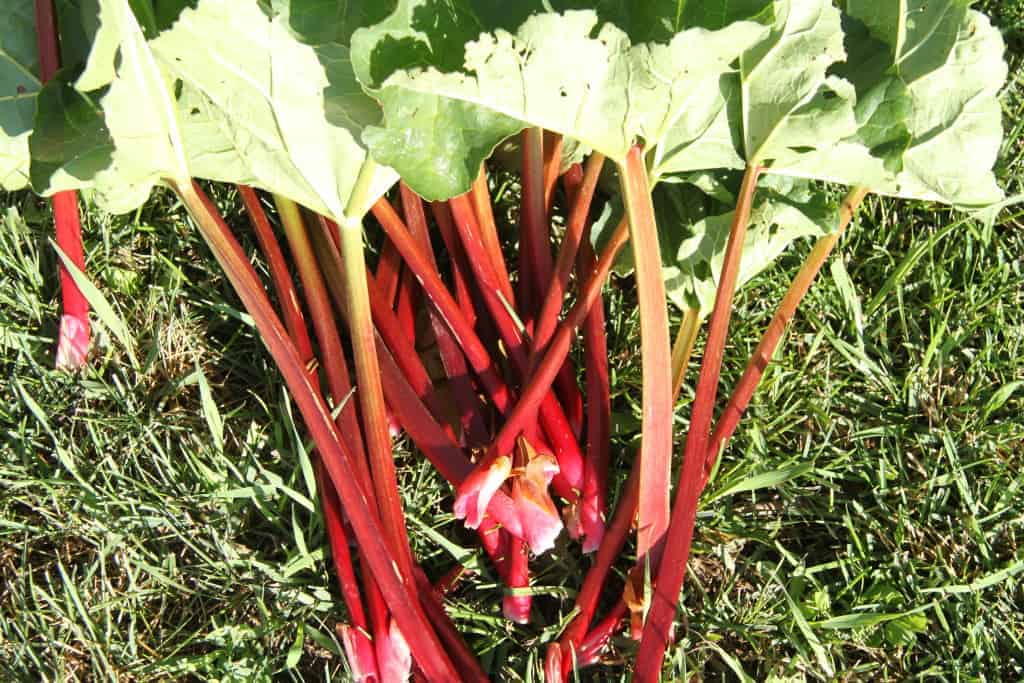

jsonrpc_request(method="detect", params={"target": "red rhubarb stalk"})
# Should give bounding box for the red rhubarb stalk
[633,164,762,681]
[35,0,89,369]
[174,181,459,681]
[577,231,611,553]
[703,187,869,488]
[401,184,490,447]
[552,309,704,679]
[533,153,605,353]
[245,189,379,680]
[370,199,516,416]
[429,201,477,326]
[310,217,526,539]
[448,195,585,497]
[470,166,516,308]
[518,128,554,320]
[377,237,403,306]
[618,146,674,570]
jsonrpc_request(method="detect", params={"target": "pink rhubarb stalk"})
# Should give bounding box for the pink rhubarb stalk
[633,164,762,681]
[619,146,673,570]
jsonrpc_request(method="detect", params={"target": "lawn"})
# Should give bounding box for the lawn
[2,3,1023,681]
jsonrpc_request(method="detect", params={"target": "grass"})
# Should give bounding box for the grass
[3,8,1024,681]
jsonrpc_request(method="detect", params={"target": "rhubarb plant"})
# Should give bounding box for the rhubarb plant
[1,0,1008,680]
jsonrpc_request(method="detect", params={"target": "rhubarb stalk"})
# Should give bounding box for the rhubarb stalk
[704,186,869,486]
[35,0,89,368]
[173,181,459,681]
[618,146,673,569]
[633,164,762,681]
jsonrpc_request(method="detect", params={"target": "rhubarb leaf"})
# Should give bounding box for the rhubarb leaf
[893,10,1006,207]
[152,0,396,220]
[350,0,483,90]
[0,0,40,190]
[29,70,114,191]
[740,0,860,168]
[364,10,764,199]
[845,0,969,83]
[657,177,836,315]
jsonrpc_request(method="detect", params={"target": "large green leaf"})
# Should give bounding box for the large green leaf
[151,0,396,220]
[351,0,484,91]
[28,70,114,191]
[893,10,1006,207]
[790,3,1007,206]
[845,0,969,83]
[0,0,43,190]
[739,0,860,168]
[363,10,764,199]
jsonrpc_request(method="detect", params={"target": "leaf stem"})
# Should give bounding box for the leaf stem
[703,186,869,486]
[634,163,762,681]
[618,146,673,568]
[173,180,459,682]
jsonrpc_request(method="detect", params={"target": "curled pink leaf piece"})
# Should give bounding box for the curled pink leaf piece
[512,438,563,553]
[453,454,512,529]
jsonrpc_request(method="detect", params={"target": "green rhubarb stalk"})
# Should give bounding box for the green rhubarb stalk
[334,161,417,580]
[275,195,368,473]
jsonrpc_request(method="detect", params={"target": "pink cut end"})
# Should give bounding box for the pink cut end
[338,625,380,682]
[544,643,564,683]
[453,455,512,529]
[503,592,532,624]
[56,315,90,369]
[376,619,412,683]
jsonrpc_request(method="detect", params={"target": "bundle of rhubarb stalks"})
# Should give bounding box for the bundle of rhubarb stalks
[5,0,1007,679]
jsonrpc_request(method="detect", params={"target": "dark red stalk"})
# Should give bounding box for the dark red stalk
[518,128,552,320]
[370,198,515,415]
[470,166,516,309]
[503,535,531,623]
[175,181,459,681]
[247,192,378,679]
[703,187,869,488]
[412,569,490,682]
[376,238,403,306]
[429,201,477,326]
[395,264,418,339]
[532,153,605,354]
[310,217,526,539]
[554,284,700,676]
[320,476,380,680]
[35,0,89,369]
[239,187,313,360]
[401,184,490,447]
[456,215,627,510]
[618,146,674,570]
[576,229,610,554]
[634,164,762,681]
[448,194,585,498]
